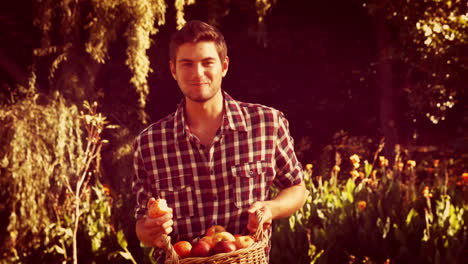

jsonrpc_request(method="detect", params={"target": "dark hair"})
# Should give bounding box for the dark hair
[169,20,227,63]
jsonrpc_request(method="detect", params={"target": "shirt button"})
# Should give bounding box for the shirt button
[249,170,254,176]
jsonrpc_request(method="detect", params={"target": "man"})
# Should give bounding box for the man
[132,20,306,260]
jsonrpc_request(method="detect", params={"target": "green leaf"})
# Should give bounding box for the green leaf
[405,208,419,225]
[345,179,355,201]
[117,230,128,249]
[289,215,296,231]
[364,161,373,177]
[118,251,133,260]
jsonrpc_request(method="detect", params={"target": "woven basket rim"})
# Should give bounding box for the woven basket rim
[163,210,269,264]
[178,239,267,264]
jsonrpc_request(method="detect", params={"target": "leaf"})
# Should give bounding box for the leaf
[117,230,128,249]
[118,251,133,260]
[364,161,373,178]
[405,208,419,225]
[289,215,296,231]
[345,179,355,200]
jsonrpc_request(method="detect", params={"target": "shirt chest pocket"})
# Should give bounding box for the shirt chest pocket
[230,161,270,209]
[154,175,200,219]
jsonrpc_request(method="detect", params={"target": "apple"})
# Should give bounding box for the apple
[212,241,237,254]
[173,241,192,258]
[199,236,215,248]
[190,240,211,257]
[235,235,255,249]
[205,225,226,236]
[147,198,170,218]
[212,231,236,243]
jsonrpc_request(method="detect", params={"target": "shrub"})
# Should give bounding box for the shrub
[271,144,468,264]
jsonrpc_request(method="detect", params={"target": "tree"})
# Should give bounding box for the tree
[363,0,468,150]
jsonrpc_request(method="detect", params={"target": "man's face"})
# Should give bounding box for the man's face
[170,41,229,103]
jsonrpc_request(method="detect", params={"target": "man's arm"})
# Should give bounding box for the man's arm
[247,111,307,233]
[247,181,307,233]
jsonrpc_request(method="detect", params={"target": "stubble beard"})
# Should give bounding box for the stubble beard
[184,85,220,103]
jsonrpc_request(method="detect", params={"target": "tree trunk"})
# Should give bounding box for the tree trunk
[375,15,398,162]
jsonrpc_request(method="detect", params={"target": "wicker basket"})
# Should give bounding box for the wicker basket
[163,211,269,264]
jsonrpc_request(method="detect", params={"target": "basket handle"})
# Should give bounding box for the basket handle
[252,208,269,243]
[161,234,180,264]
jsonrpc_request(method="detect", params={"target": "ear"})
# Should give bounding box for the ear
[222,56,229,77]
[169,60,177,80]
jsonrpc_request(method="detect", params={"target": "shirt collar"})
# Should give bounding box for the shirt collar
[173,91,248,139]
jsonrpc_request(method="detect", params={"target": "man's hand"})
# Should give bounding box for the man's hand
[247,201,273,234]
[135,209,173,248]
[246,182,307,234]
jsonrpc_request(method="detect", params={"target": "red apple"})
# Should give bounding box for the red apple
[235,235,255,249]
[173,241,192,258]
[190,240,211,257]
[205,225,226,236]
[212,241,237,254]
[199,236,215,248]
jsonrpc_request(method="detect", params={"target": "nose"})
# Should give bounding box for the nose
[193,63,204,77]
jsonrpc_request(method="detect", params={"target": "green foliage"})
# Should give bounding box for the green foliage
[271,146,468,264]
[0,93,83,261]
[32,0,168,123]
[362,0,468,124]
[0,93,137,263]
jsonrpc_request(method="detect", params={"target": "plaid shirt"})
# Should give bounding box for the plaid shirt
[132,91,303,243]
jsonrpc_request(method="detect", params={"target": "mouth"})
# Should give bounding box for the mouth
[189,82,209,86]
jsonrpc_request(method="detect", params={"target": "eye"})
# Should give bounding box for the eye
[203,61,215,67]
[180,61,192,67]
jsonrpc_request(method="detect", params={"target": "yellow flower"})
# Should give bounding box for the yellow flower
[306,164,313,171]
[350,154,360,169]
[407,160,416,168]
[433,159,440,168]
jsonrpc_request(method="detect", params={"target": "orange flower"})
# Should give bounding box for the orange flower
[461,173,468,185]
[350,170,360,180]
[102,184,111,196]
[396,162,404,171]
[433,159,440,168]
[357,201,367,211]
[462,172,468,181]
[422,186,432,198]
[379,156,389,167]
[332,165,340,173]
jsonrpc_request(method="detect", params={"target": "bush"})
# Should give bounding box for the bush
[0,94,136,264]
[271,144,468,264]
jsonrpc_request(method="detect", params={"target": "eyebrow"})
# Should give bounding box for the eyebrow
[177,57,217,63]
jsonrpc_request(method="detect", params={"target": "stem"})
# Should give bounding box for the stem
[72,129,100,264]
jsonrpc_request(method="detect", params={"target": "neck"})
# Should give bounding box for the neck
[185,91,224,128]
